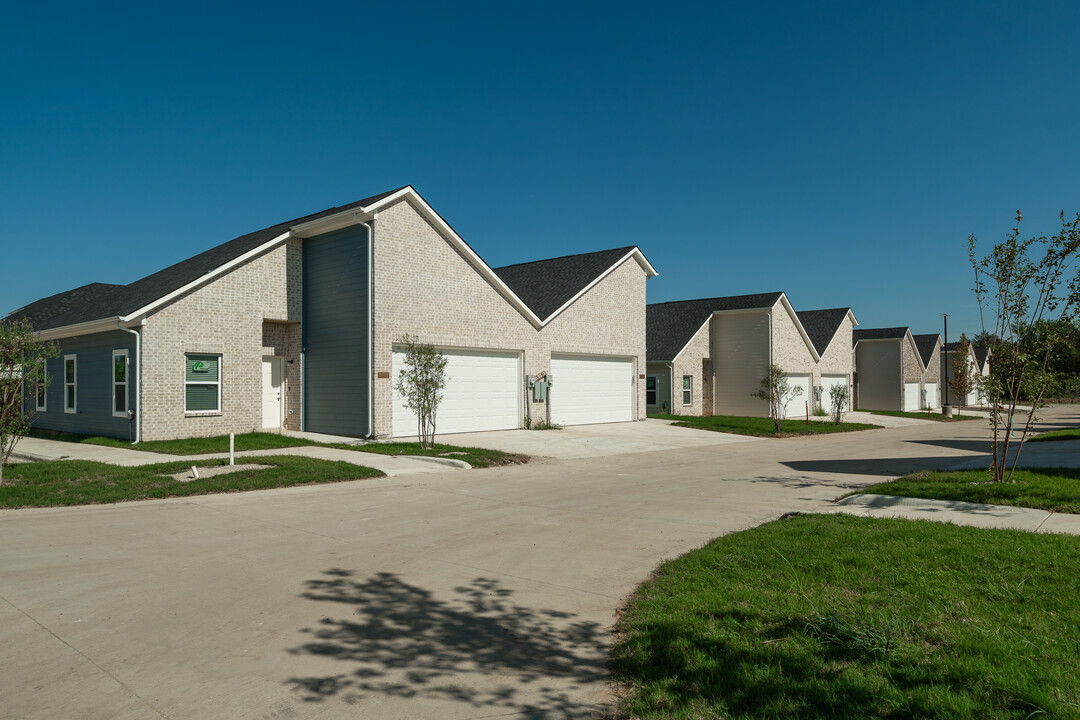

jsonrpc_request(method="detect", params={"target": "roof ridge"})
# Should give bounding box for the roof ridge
[493,245,637,271]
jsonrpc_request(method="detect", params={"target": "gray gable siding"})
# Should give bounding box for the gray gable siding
[856,342,902,410]
[32,330,137,440]
[302,225,371,436]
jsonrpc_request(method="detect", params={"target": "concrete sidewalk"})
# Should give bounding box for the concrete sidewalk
[830,493,1080,535]
[8,436,468,477]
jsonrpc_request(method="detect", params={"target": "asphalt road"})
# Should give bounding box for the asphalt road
[1,408,1075,720]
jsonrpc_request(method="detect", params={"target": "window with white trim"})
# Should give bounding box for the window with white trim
[185,354,221,413]
[682,375,693,406]
[64,355,77,413]
[31,363,47,412]
[113,350,129,417]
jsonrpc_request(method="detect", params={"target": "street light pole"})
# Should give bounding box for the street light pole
[942,313,951,414]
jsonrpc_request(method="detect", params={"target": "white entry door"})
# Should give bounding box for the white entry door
[923,382,939,409]
[781,375,811,419]
[550,355,634,426]
[262,357,284,429]
[903,382,921,412]
[391,348,520,437]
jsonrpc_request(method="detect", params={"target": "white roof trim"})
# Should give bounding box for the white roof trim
[813,308,858,358]
[775,294,821,363]
[35,317,129,341]
[670,316,712,364]
[120,231,292,322]
[904,329,927,373]
[538,248,658,326]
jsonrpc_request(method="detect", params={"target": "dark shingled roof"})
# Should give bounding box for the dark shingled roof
[493,246,638,320]
[852,327,910,346]
[8,188,406,330]
[973,346,990,370]
[646,292,783,361]
[796,308,851,356]
[912,333,942,367]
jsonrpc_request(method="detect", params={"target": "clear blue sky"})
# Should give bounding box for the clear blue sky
[3,1,1078,340]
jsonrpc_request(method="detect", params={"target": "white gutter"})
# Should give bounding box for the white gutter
[115,321,143,443]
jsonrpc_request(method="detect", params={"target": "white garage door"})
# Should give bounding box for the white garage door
[903,382,921,412]
[781,375,811,419]
[820,375,849,414]
[923,382,938,409]
[550,355,634,426]
[392,348,520,437]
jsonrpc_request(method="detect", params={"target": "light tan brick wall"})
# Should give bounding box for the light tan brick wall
[370,197,648,436]
[921,342,941,385]
[671,320,710,416]
[771,302,816,377]
[140,241,298,441]
[811,315,854,411]
[902,336,923,383]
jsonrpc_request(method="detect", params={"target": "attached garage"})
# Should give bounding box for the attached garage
[820,375,849,414]
[782,374,811,419]
[392,348,521,436]
[903,382,921,412]
[550,354,634,426]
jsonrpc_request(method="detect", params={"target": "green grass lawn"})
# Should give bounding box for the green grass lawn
[0,455,384,508]
[612,513,1080,719]
[1029,427,1080,442]
[29,430,525,468]
[853,466,1080,514]
[651,413,876,437]
[854,409,981,422]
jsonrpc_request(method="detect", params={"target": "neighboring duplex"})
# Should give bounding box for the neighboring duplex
[11,186,657,441]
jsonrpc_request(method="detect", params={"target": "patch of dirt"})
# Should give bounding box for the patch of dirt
[166,464,272,483]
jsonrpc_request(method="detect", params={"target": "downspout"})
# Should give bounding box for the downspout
[359,216,375,439]
[668,362,675,412]
[116,320,142,444]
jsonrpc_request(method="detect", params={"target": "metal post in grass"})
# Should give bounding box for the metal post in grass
[229,433,235,466]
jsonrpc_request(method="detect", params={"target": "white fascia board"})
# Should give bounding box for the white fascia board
[815,308,858,359]
[776,294,821,363]
[536,248,656,326]
[903,329,927,373]
[670,316,712,364]
[35,317,127,340]
[120,231,292,322]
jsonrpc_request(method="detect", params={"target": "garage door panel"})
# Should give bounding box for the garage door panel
[781,375,811,419]
[903,382,920,412]
[551,355,633,426]
[820,375,848,414]
[392,349,520,436]
[924,382,938,409]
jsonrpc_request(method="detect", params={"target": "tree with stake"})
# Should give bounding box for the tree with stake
[970,210,1080,483]
[1,318,58,485]
[394,335,448,449]
[948,333,976,417]
[829,383,849,425]
[751,364,803,433]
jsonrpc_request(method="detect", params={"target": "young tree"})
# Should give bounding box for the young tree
[393,334,448,449]
[750,364,803,432]
[1,318,58,485]
[948,333,975,416]
[970,210,1080,483]
[829,383,849,425]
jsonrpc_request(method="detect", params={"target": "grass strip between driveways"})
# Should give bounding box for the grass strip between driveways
[0,455,385,508]
[651,413,876,437]
[29,430,526,469]
[1029,427,1080,442]
[854,409,981,422]
[612,513,1080,720]
[851,466,1080,514]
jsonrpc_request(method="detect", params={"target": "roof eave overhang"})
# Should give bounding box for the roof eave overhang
[815,308,858,358]
[670,315,712,364]
[536,247,658,326]
[35,317,136,341]
[775,294,821,363]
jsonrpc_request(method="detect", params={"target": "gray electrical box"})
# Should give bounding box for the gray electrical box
[533,380,548,401]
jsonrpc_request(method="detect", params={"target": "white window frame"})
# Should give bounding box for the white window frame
[645,375,658,406]
[112,349,129,418]
[682,375,693,406]
[64,354,77,414]
[185,353,222,414]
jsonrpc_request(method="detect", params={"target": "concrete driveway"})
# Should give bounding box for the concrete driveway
[0,409,1072,719]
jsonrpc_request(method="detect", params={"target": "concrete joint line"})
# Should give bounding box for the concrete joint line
[1034,511,1055,533]
[0,593,175,720]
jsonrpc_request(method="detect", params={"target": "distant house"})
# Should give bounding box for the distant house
[852,327,930,411]
[942,341,990,406]
[10,186,658,441]
[912,333,943,408]
[646,293,819,418]
[796,308,858,414]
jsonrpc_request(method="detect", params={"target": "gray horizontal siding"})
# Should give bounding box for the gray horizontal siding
[32,330,137,440]
[303,225,371,436]
[856,342,901,410]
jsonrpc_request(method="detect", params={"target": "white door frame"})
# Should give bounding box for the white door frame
[262,356,285,430]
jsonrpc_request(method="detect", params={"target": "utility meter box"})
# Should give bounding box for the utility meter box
[533,379,548,401]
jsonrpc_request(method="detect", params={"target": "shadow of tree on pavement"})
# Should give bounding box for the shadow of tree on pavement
[286,569,609,718]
